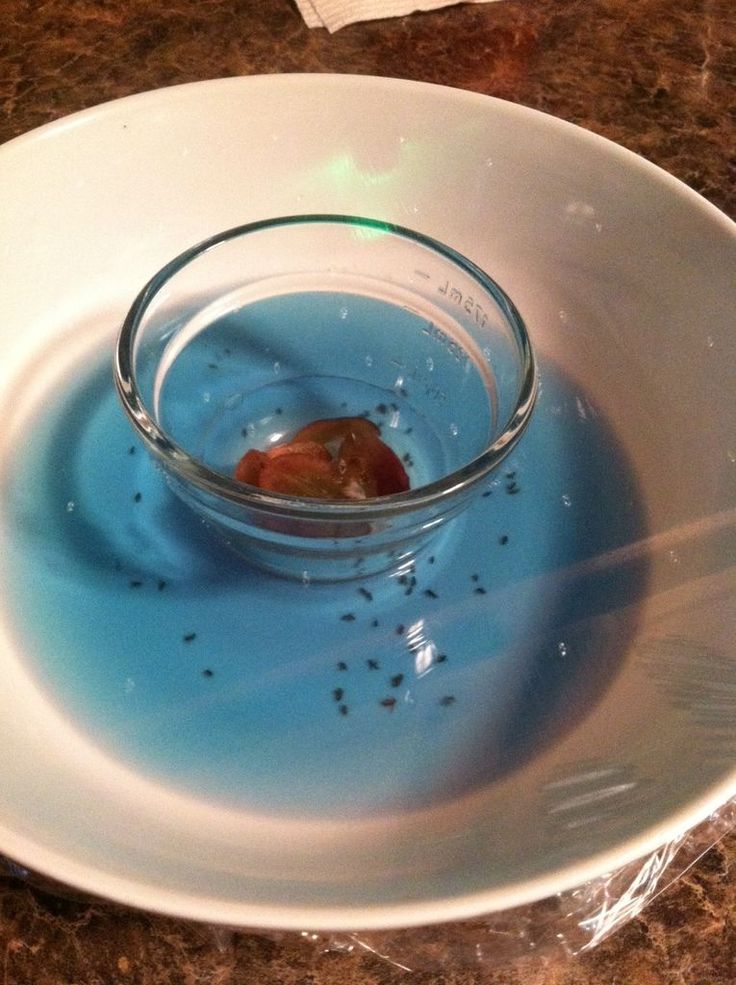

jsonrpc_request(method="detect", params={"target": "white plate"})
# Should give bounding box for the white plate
[0,75,734,931]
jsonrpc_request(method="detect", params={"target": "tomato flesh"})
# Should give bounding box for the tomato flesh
[234,416,410,499]
[234,448,267,485]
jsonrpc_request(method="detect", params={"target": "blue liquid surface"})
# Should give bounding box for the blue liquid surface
[151,291,494,484]
[0,346,648,819]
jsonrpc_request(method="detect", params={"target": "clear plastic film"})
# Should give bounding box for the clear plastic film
[305,798,736,972]
[2,798,734,974]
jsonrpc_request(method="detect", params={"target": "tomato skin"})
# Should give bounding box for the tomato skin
[266,440,331,463]
[258,452,346,498]
[234,449,267,485]
[292,417,380,447]
[373,442,410,495]
[234,416,410,500]
[340,430,409,497]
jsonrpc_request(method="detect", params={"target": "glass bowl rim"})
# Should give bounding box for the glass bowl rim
[114,214,538,522]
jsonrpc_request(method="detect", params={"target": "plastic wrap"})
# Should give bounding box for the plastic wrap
[311,798,736,972]
[2,797,735,973]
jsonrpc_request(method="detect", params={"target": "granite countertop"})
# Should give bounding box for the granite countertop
[1,1,734,982]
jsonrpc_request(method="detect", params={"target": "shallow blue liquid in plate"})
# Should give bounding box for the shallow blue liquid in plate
[1,349,648,819]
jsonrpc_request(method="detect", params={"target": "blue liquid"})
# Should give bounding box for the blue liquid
[0,349,648,819]
[151,291,494,484]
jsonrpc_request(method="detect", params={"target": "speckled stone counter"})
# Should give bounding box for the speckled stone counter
[1,1,734,982]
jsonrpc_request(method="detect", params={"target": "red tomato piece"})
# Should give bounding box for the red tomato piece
[234,448,267,485]
[292,417,380,448]
[338,452,378,499]
[258,452,345,498]
[234,416,410,500]
[265,440,332,462]
[338,430,409,497]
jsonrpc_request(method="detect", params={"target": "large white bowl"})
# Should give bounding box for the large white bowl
[0,75,734,931]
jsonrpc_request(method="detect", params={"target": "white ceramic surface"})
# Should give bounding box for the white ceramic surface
[0,75,734,931]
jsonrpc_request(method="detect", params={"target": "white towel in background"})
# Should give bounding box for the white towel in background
[295,0,499,33]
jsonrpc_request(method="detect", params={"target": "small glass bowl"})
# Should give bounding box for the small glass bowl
[114,215,537,581]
